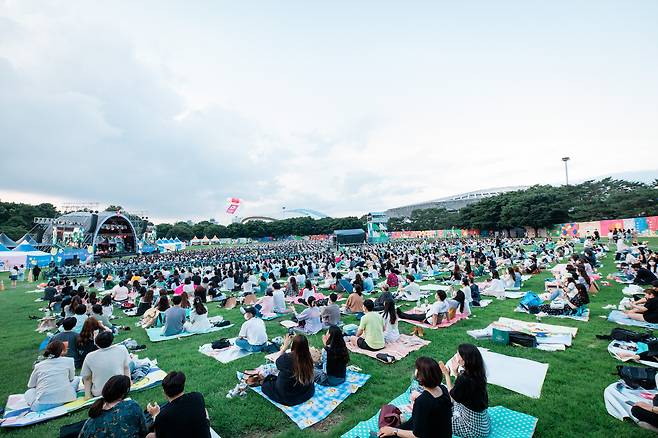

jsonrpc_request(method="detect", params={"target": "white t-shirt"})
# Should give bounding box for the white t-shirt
[111,285,129,301]
[272,289,286,313]
[242,281,253,293]
[426,300,448,320]
[403,282,421,300]
[238,317,268,345]
[27,357,77,405]
[81,345,130,397]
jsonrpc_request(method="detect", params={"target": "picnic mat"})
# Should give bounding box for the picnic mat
[238,369,370,429]
[476,299,493,308]
[608,310,658,330]
[146,323,233,342]
[505,291,528,299]
[419,284,452,292]
[398,311,468,329]
[607,340,658,368]
[1,366,167,428]
[605,380,658,421]
[346,334,430,363]
[514,306,590,322]
[261,313,286,321]
[199,339,255,364]
[341,387,538,438]
[451,348,548,399]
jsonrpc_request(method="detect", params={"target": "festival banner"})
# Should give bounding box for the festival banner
[578,221,600,237]
[648,216,658,234]
[600,219,623,234]
[634,217,649,236]
[623,218,636,230]
[558,223,579,237]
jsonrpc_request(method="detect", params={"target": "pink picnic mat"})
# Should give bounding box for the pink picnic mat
[398,311,468,329]
[346,334,430,363]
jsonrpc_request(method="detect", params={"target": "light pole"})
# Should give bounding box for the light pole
[561,157,570,185]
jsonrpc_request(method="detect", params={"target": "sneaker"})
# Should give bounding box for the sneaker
[226,383,243,399]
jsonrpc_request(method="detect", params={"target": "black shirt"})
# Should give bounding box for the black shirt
[154,392,210,438]
[325,346,348,379]
[636,268,658,286]
[261,353,315,406]
[450,374,489,412]
[644,297,658,323]
[400,386,452,438]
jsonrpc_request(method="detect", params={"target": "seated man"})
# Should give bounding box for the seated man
[362,272,375,293]
[625,288,658,324]
[162,295,186,336]
[397,275,421,301]
[321,293,341,327]
[81,331,130,398]
[349,300,385,351]
[397,290,449,327]
[111,281,130,302]
[235,307,268,352]
[146,371,211,438]
[373,284,395,311]
[50,317,79,361]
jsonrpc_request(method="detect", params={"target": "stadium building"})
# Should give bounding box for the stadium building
[385,186,527,218]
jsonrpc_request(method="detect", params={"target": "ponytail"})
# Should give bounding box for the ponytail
[88,397,105,418]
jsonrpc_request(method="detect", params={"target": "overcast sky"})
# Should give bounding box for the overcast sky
[0,1,656,224]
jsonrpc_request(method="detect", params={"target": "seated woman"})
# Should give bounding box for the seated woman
[24,341,79,412]
[439,344,491,437]
[398,275,422,301]
[135,287,153,317]
[314,325,349,386]
[378,356,453,437]
[469,278,481,306]
[529,283,590,315]
[382,299,400,343]
[345,285,365,314]
[504,267,520,290]
[625,288,658,324]
[183,297,211,333]
[79,375,149,438]
[91,304,113,330]
[481,270,505,299]
[261,334,315,406]
[101,295,114,321]
[397,290,449,327]
[297,280,316,305]
[76,317,105,368]
[349,300,385,351]
[254,289,276,317]
[141,295,170,329]
[290,296,322,335]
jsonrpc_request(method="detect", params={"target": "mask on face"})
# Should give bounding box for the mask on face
[244,314,249,321]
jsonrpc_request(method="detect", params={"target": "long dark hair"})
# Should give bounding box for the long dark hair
[88,375,131,418]
[325,325,349,365]
[382,300,397,324]
[574,283,590,305]
[458,343,487,385]
[78,317,102,347]
[192,297,207,315]
[44,340,65,358]
[291,335,314,386]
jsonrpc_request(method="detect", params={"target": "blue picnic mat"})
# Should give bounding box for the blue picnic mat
[341,388,537,438]
[146,324,233,342]
[608,310,658,330]
[239,370,370,429]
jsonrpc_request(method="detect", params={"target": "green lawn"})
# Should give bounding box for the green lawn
[1,241,656,437]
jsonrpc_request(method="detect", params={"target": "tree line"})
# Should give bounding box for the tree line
[387,178,658,233]
[1,178,656,241]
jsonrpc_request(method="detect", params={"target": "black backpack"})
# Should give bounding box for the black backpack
[617,365,657,389]
[597,328,655,343]
[211,338,231,349]
[508,331,538,348]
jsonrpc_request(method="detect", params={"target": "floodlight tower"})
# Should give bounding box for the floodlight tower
[562,157,570,185]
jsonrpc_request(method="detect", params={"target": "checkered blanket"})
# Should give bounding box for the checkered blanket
[341,388,538,438]
[238,370,370,429]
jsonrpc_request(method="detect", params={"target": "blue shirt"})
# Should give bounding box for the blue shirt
[363,278,374,292]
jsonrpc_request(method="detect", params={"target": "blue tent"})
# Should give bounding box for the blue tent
[16,234,39,246]
[0,243,9,252]
[12,242,38,252]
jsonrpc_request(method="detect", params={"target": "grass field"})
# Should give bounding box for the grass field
[1,241,657,437]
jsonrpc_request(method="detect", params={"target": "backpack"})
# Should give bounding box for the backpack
[597,328,655,343]
[520,292,542,308]
[211,338,231,350]
[617,365,657,389]
[508,331,538,348]
[378,404,402,428]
